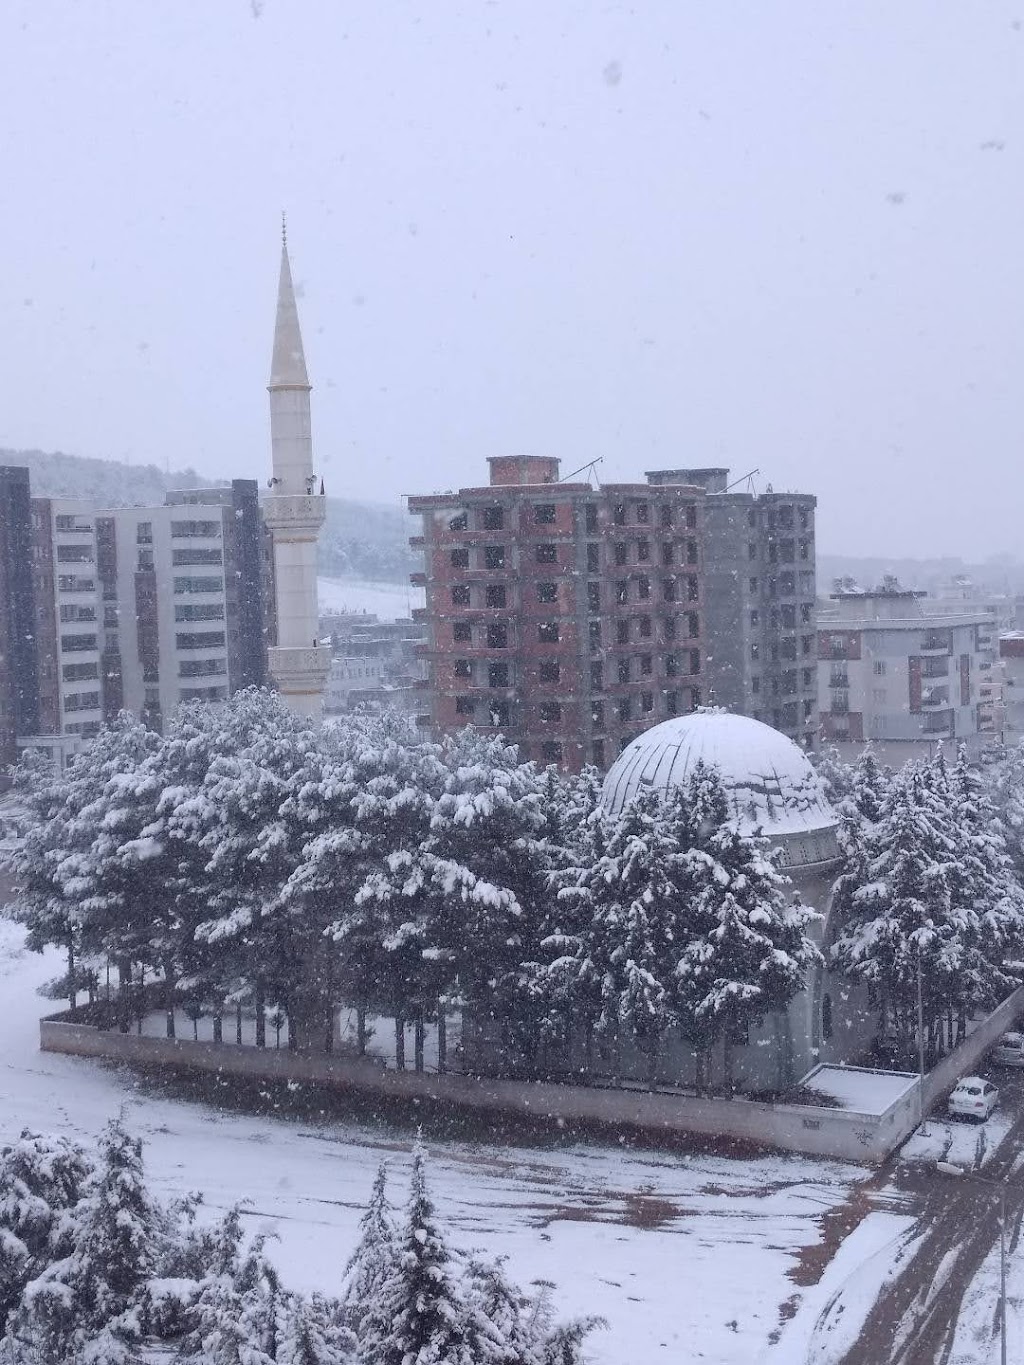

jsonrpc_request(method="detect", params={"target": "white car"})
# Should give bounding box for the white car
[992,1032,1024,1067]
[948,1077,999,1122]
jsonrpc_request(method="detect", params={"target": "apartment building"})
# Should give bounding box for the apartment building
[408,455,706,771]
[97,482,268,730]
[652,469,818,749]
[0,468,40,765]
[817,581,995,763]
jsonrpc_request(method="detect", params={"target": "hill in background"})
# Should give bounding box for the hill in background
[0,447,415,583]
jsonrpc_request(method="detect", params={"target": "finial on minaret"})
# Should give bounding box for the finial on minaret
[269,218,309,390]
[281,210,287,247]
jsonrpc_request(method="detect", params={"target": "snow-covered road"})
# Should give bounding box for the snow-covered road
[0,920,872,1363]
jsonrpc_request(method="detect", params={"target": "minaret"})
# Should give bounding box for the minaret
[263,219,329,717]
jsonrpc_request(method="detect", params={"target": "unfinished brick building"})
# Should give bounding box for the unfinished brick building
[408,455,707,771]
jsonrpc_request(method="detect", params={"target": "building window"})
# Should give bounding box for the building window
[660,504,673,528]
[485,584,507,608]
[587,543,600,572]
[449,512,468,532]
[538,622,560,644]
[454,659,472,679]
[802,668,813,686]
[799,506,810,530]
[750,610,760,628]
[638,615,652,639]
[663,578,677,603]
[592,739,605,767]
[802,635,814,656]
[489,662,510,688]
[539,660,561,683]
[535,543,557,564]
[781,604,796,629]
[589,620,601,650]
[136,522,153,544]
[590,661,603,691]
[618,697,632,723]
[685,541,697,565]
[691,686,703,709]
[534,503,556,524]
[637,539,650,563]
[540,701,562,723]
[541,740,563,764]
[486,622,508,648]
[749,577,759,594]
[665,653,679,677]
[752,675,760,694]
[591,701,604,729]
[665,690,679,715]
[173,576,223,594]
[689,651,701,674]
[634,501,650,524]
[137,550,155,571]
[640,654,652,677]
[664,616,677,642]
[873,660,886,676]
[641,691,654,713]
[453,620,472,642]
[687,576,699,602]
[484,545,505,570]
[482,506,504,530]
[616,619,629,645]
[748,542,757,560]
[455,697,474,717]
[616,580,628,605]
[537,582,557,604]
[489,699,511,727]
[452,584,471,606]
[585,503,598,532]
[613,503,626,526]
[685,504,697,529]
[587,582,601,613]
[618,658,630,684]
[637,575,651,600]
[614,542,627,566]
[662,542,674,566]
[450,548,470,569]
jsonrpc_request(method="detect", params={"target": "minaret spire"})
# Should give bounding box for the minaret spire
[263,220,328,719]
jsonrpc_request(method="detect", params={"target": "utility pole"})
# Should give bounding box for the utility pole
[917,948,927,1135]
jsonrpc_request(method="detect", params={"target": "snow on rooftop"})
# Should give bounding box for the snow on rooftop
[601,709,838,841]
[801,1065,919,1117]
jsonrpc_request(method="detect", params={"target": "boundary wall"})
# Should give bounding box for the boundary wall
[41,1017,917,1163]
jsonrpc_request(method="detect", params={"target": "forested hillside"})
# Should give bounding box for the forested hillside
[0,447,415,582]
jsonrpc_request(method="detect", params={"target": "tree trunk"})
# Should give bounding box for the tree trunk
[67,936,76,1013]
[118,960,130,1033]
[395,1016,406,1071]
[255,982,266,1049]
[414,1015,425,1073]
[287,1009,298,1051]
[324,1005,334,1054]
[357,1005,367,1056]
[213,1012,223,1044]
[164,967,176,1039]
[236,1000,243,1046]
[437,1008,447,1075]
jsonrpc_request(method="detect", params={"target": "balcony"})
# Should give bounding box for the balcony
[409,572,427,587]
[828,669,849,688]
[921,688,950,712]
[921,638,951,656]
[921,658,949,679]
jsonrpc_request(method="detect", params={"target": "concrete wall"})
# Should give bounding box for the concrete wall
[40,1016,915,1163]
[922,983,1024,1110]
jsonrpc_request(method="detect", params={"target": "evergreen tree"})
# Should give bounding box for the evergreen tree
[361,1144,470,1365]
[340,1163,395,1338]
[276,1292,354,1365]
[463,1256,537,1365]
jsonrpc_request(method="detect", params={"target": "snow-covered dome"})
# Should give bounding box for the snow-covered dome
[601,710,839,869]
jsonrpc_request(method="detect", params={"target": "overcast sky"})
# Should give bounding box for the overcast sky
[2,2,1022,558]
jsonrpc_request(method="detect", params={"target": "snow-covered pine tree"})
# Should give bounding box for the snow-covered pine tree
[0,1131,91,1338]
[360,1144,471,1365]
[340,1163,395,1339]
[670,762,821,1090]
[462,1255,538,1365]
[276,1292,354,1365]
[545,788,685,1078]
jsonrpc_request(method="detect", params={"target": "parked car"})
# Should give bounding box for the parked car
[948,1077,999,1122]
[991,1032,1024,1067]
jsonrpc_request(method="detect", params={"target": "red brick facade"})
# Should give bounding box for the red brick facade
[409,457,707,771]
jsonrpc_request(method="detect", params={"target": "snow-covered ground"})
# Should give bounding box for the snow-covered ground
[317,577,424,620]
[0,920,874,1364]
[803,1064,919,1116]
[901,1111,1014,1172]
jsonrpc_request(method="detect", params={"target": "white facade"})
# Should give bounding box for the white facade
[262,231,328,717]
[818,590,995,764]
[324,654,386,713]
[103,503,231,725]
[41,499,104,738]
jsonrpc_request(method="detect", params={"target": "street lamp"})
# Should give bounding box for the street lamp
[935,1162,1009,1365]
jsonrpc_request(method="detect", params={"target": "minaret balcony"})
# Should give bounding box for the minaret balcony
[262,492,327,538]
[269,644,331,692]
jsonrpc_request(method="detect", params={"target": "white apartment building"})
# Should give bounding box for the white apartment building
[97,483,267,731]
[32,497,105,742]
[817,585,995,765]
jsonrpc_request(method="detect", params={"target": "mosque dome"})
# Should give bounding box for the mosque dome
[601,710,840,869]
